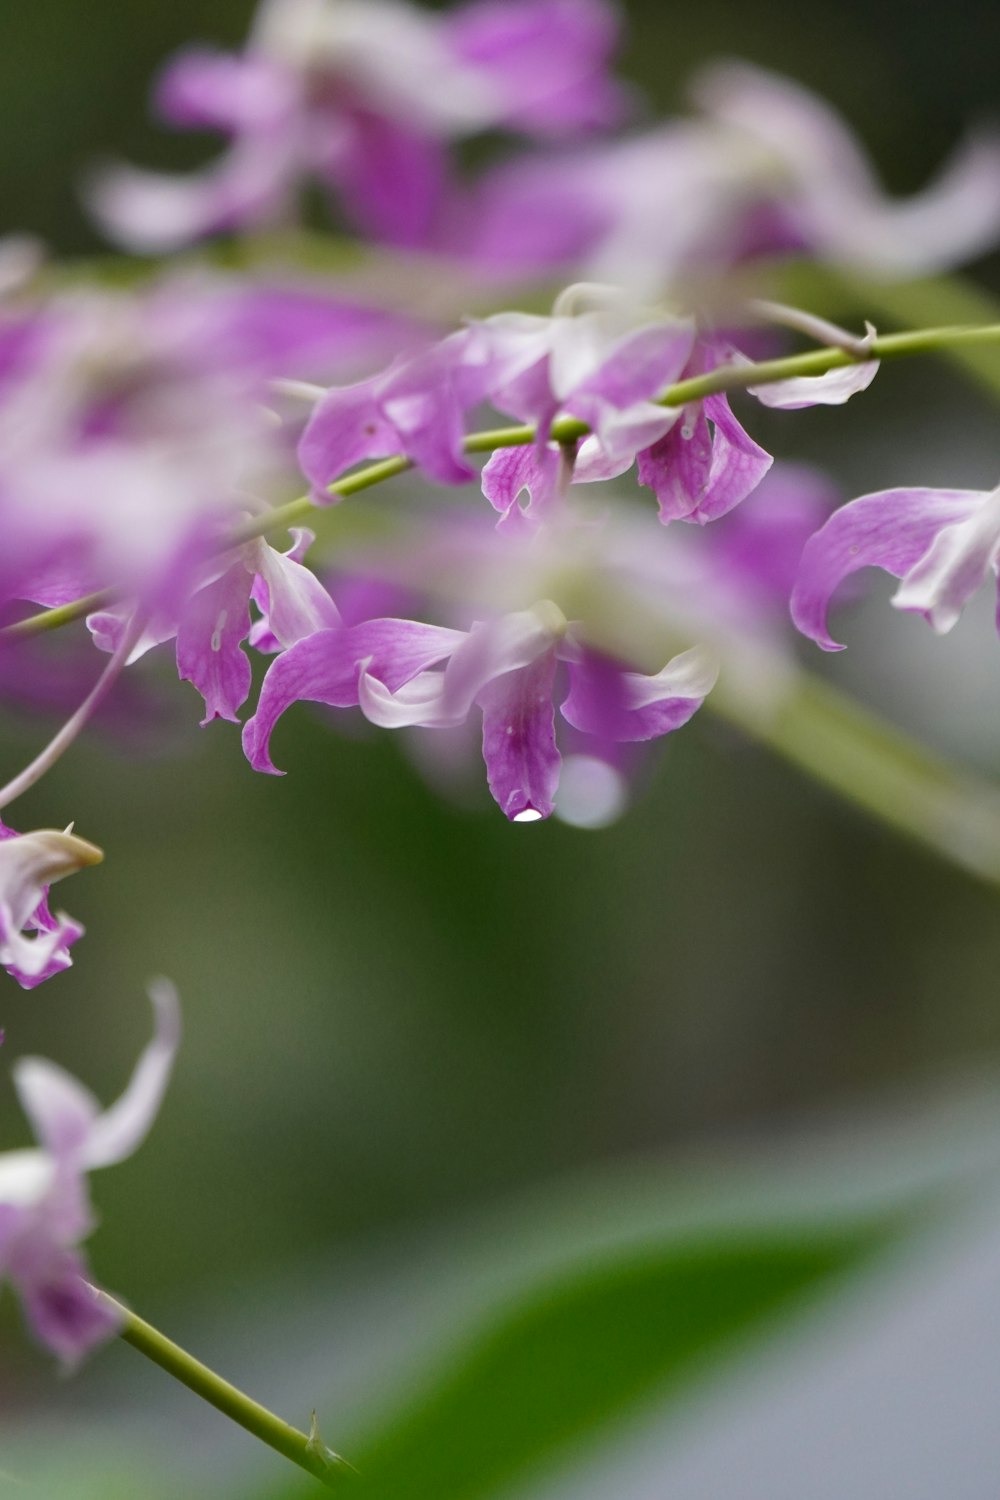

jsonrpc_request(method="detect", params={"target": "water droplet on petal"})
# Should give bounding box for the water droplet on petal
[513,807,544,824]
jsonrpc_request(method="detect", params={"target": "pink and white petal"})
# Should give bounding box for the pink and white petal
[568,392,675,467]
[619,644,719,739]
[88,133,294,255]
[751,359,879,409]
[250,538,341,649]
[478,653,561,821]
[0,906,83,991]
[791,487,983,649]
[481,444,562,525]
[12,1060,101,1161]
[380,360,475,486]
[692,392,773,520]
[86,606,177,664]
[243,620,462,773]
[637,405,714,523]
[559,648,633,739]
[441,603,567,720]
[892,484,1000,632]
[570,320,695,410]
[358,666,453,728]
[81,980,181,1171]
[175,561,254,725]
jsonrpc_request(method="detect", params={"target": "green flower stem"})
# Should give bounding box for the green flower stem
[709,666,1000,889]
[3,588,114,642]
[8,317,1000,644]
[97,1288,349,1490]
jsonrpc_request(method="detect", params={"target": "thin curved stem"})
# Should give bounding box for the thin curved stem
[0,611,146,812]
[96,1288,350,1489]
[7,318,1000,644]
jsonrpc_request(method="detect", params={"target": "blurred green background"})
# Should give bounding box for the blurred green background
[4,2,1000,1496]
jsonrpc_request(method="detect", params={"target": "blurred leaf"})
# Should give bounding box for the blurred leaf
[267,1226,884,1500]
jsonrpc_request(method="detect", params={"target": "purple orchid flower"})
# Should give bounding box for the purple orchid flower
[476,306,856,531]
[789,481,1000,650]
[88,530,341,726]
[91,0,627,254]
[242,600,717,821]
[0,982,179,1367]
[0,825,103,991]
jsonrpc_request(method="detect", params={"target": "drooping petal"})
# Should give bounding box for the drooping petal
[175,559,254,725]
[243,619,463,773]
[637,391,772,524]
[892,483,1000,632]
[791,487,983,649]
[88,140,296,255]
[478,652,561,821]
[0,906,84,991]
[751,359,879,409]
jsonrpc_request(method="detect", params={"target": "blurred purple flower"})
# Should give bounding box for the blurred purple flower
[0,982,179,1366]
[91,0,627,253]
[0,282,284,623]
[465,60,1000,289]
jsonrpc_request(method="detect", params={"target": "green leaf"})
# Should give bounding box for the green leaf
[302,1226,883,1500]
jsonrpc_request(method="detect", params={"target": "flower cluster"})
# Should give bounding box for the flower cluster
[4,0,1000,1388]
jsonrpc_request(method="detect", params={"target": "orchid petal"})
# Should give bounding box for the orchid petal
[791,487,983,649]
[751,359,879,409]
[358,666,453,728]
[12,1062,101,1162]
[18,1246,122,1371]
[79,980,181,1171]
[479,652,561,821]
[892,484,1000,632]
[481,444,562,528]
[441,602,567,720]
[297,377,399,497]
[250,536,341,649]
[175,560,254,725]
[243,620,462,773]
